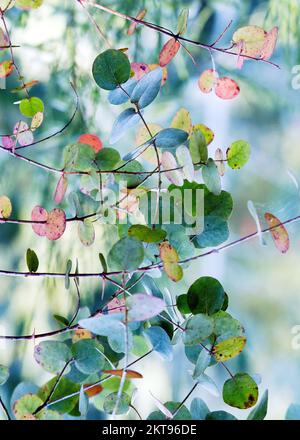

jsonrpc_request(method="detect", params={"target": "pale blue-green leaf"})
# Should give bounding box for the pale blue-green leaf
[108,78,138,105]
[79,386,89,417]
[193,349,211,380]
[248,390,268,420]
[206,411,237,420]
[127,294,165,322]
[154,128,188,150]
[144,326,173,361]
[176,145,194,182]
[202,159,221,196]
[190,398,210,420]
[131,68,163,108]
[286,403,300,420]
[195,215,229,248]
[197,373,220,397]
[110,108,140,144]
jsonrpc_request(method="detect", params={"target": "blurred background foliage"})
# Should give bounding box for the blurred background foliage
[1,0,300,420]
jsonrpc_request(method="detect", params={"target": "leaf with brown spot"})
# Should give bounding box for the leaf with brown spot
[159,241,183,282]
[265,212,289,254]
[159,38,181,67]
[215,77,240,100]
[198,69,216,93]
[45,208,66,241]
[212,336,246,362]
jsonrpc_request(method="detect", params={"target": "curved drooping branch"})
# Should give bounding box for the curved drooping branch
[83,0,280,68]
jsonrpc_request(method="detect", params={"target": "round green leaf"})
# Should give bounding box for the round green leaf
[223,373,258,409]
[187,277,225,316]
[107,237,144,271]
[226,140,250,170]
[19,97,44,118]
[92,49,131,90]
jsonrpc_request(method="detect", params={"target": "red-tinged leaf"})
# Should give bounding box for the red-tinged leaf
[127,9,147,36]
[102,295,126,314]
[103,369,143,379]
[148,63,168,85]
[159,38,181,67]
[54,175,68,205]
[264,212,290,254]
[13,121,34,146]
[0,60,14,78]
[78,134,103,153]
[31,205,48,237]
[215,77,240,100]
[131,62,150,80]
[45,208,66,241]
[83,384,103,398]
[261,26,278,60]
[2,135,15,150]
[198,69,217,93]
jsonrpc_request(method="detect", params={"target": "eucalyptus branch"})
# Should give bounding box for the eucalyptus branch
[85,0,280,68]
[33,359,73,416]
[0,213,298,282]
[46,349,153,410]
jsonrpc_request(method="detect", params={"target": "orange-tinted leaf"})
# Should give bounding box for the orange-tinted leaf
[83,384,103,398]
[54,174,68,205]
[264,212,289,254]
[159,38,180,67]
[72,329,92,343]
[103,369,143,379]
[0,60,14,78]
[130,62,150,80]
[127,9,147,35]
[261,26,278,60]
[78,134,103,153]
[198,69,216,93]
[215,77,240,100]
